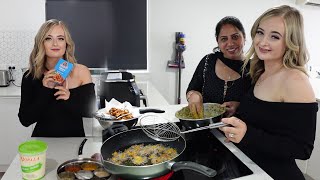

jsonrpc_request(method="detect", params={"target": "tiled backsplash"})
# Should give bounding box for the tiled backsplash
[0,31,36,85]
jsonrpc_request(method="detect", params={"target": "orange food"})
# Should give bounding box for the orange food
[64,164,81,173]
[81,162,98,171]
[52,72,64,83]
[108,107,133,120]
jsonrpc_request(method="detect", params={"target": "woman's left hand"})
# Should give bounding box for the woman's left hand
[54,80,70,100]
[219,117,247,143]
[222,101,240,117]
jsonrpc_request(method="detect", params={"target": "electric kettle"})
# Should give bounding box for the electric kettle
[0,70,10,87]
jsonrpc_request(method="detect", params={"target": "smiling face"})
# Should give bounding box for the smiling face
[254,16,287,63]
[217,24,245,60]
[44,25,66,61]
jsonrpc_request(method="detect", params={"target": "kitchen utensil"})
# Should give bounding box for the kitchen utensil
[0,70,10,87]
[140,114,227,142]
[100,128,217,179]
[78,138,87,156]
[57,138,110,180]
[57,158,109,180]
[94,107,165,129]
[175,103,226,130]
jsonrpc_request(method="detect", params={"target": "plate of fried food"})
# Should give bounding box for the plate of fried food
[93,98,165,129]
[94,102,139,129]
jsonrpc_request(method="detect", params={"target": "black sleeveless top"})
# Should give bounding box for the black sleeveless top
[187,52,251,104]
[236,87,318,180]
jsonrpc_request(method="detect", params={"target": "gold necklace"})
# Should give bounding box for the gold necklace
[222,73,235,102]
[221,64,236,101]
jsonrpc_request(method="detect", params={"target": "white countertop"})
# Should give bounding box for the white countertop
[2,105,272,180]
[0,85,21,97]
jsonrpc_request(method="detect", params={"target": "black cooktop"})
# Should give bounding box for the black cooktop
[102,123,253,180]
[170,128,253,179]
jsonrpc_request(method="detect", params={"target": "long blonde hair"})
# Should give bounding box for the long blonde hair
[243,5,309,84]
[28,19,76,79]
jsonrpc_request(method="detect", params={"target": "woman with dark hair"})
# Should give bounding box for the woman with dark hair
[220,5,317,179]
[18,19,96,137]
[186,16,251,118]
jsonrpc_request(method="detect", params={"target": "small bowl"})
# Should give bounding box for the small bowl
[94,168,110,178]
[58,171,75,180]
[75,170,93,179]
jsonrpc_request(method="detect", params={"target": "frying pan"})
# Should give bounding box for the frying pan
[94,108,165,129]
[100,128,217,179]
[175,103,226,130]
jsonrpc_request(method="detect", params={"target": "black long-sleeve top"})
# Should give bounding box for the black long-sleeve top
[187,52,251,104]
[18,71,97,137]
[236,87,318,180]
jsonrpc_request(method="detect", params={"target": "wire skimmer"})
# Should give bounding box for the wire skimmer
[139,114,227,142]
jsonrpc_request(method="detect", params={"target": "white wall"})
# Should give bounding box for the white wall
[0,0,45,30]
[148,0,320,104]
[0,0,45,83]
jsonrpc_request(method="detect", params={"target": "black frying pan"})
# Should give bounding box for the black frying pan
[100,128,217,179]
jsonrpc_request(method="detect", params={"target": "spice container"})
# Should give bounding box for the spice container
[18,140,48,180]
[57,158,110,180]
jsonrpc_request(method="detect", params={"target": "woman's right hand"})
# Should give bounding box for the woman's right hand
[187,91,204,119]
[42,69,56,89]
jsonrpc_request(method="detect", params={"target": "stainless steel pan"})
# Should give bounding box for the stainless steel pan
[175,103,226,130]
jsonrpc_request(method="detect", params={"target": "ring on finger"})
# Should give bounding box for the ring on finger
[228,133,235,138]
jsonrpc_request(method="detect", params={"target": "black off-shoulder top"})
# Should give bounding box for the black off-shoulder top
[18,71,97,137]
[236,87,318,180]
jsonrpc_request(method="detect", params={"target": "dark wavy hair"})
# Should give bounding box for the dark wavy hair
[215,16,246,41]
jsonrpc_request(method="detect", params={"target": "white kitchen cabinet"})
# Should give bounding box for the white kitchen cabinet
[0,97,32,171]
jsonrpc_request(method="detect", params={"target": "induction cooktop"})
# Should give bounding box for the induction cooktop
[170,127,253,180]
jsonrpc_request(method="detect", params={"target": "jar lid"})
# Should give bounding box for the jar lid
[18,140,48,155]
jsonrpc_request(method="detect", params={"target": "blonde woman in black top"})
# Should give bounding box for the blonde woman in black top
[18,19,96,137]
[220,5,317,179]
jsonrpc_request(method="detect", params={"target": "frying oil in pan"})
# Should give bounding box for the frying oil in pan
[109,143,178,166]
